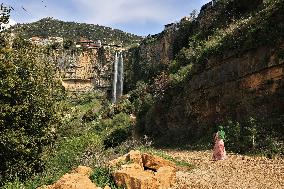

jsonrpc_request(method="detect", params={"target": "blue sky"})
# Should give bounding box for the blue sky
[3,0,211,36]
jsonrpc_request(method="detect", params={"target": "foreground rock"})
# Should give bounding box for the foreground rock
[110,150,177,189]
[38,166,109,189]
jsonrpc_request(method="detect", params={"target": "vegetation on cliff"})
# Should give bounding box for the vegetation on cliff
[7,17,142,46]
[124,0,284,154]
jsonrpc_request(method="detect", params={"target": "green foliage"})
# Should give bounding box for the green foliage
[103,127,131,148]
[2,178,25,189]
[0,38,65,184]
[217,126,226,140]
[43,132,102,182]
[1,130,104,188]
[172,20,197,56]
[90,167,118,188]
[223,120,241,152]
[102,113,133,148]
[78,92,106,122]
[169,63,193,85]
[124,45,169,92]
[127,82,154,135]
[223,116,284,155]
[57,92,106,139]
[7,17,141,46]
[83,107,102,122]
[101,98,134,120]
[63,39,74,50]
[129,82,154,114]
[0,3,11,30]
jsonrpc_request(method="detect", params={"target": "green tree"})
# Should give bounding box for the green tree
[0,3,11,30]
[0,38,65,184]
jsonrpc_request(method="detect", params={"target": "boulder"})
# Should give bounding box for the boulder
[108,150,143,167]
[114,163,158,189]
[110,151,177,189]
[71,166,92,176]
[50,173,98,189]
[38,166,101,189]
[141,153,176,171]
[155,166,176,189]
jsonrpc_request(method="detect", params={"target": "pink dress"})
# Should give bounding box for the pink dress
[213,133,227,160]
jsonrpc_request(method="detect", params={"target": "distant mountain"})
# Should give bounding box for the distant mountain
[7,17,142,46]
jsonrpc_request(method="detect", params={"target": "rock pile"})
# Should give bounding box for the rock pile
[109,150,177,189]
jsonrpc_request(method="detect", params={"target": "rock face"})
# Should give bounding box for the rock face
[38,166,108,189]
[145,42,284,143]
[110,150,177,189]
[60,48,114,92]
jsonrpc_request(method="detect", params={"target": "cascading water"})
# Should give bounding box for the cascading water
[117,52,124,99]
[112,52,124,103]
[112,52,118,103]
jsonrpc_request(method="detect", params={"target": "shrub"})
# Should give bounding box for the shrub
[223,120,241,152]
[102,113,133,148]
[82,106,102,122]
[102,98,134,119]
[90,167,118,188]
[223,116,284,155]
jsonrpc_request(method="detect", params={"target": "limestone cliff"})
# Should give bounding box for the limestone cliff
[59,48,112,92]
[56,46,123,93]
[145,42,284,142]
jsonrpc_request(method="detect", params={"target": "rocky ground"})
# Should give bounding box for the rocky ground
[37,150,284,189]
[167,150,284,189]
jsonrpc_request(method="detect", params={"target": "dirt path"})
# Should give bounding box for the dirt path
[165,150,284,189]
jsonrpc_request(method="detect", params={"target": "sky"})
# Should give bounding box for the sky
[2,0,211,36]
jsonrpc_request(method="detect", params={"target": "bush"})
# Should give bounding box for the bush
[104,127,131,148]
[0,38,64,184]
[223,120,241,152]
[99,97,133,120]
[82,106,102,122]
[223,117,284,155]
[90,167,118,188]
[102,113,133,148]
[223,118,258,153]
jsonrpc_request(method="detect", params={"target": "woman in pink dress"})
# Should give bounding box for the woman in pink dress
[213,127,227,160]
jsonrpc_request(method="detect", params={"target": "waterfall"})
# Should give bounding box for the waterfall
[112,52,124,103]
[112,52,118,103]
[117,53,124,99]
